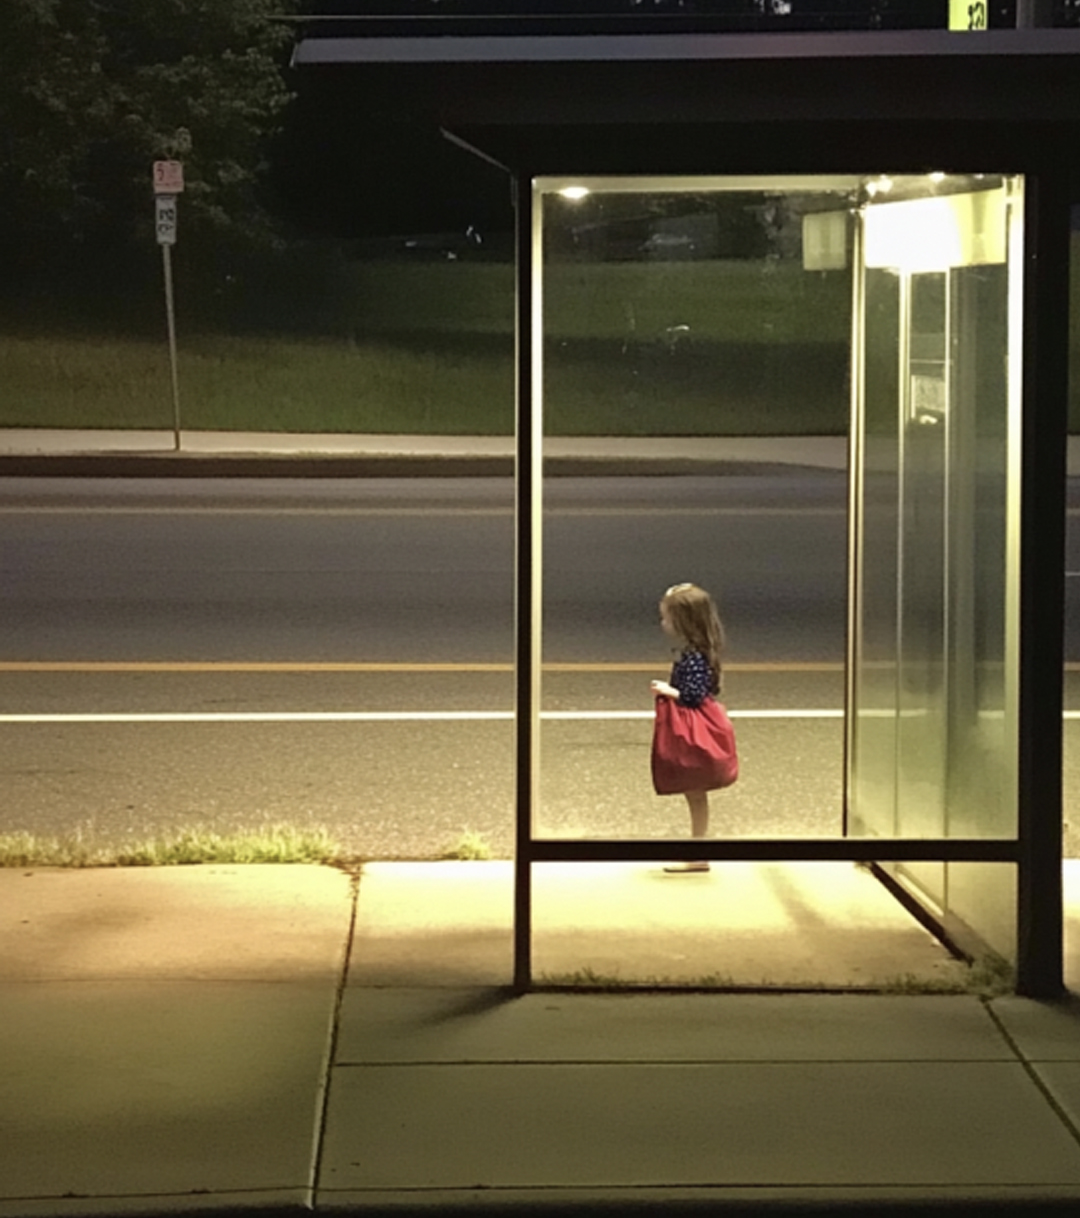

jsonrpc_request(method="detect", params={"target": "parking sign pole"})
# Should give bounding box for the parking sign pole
[153,162,184,451]
[161,240,181,452]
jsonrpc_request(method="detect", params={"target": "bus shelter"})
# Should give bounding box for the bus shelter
[293,26,1080,996]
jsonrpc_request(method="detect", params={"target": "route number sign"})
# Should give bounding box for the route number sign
[155,195,178,245]
[949,0,987,27]
[152,160,185,194]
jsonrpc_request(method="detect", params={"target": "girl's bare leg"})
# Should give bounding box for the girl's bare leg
[665,791,711,872]
[686,790,710,838]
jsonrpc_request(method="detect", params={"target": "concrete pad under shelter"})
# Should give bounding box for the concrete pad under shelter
[350,860,969,990]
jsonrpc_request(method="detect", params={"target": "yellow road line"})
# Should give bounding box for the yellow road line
[0,661,511,673]
[5,658,1078,677]
[0,660,845,673]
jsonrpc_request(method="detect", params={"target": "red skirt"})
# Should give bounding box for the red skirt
[651,696,739,795]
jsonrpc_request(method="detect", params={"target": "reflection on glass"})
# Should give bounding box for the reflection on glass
[849,176,1023,962]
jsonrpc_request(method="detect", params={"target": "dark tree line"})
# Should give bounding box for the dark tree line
[1,0,1073,331]
[0,1,297,319]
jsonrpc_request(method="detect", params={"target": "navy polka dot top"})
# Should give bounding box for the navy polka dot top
[669,649,716,708]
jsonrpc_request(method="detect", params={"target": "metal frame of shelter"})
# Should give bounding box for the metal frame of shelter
[292,26,1080,997]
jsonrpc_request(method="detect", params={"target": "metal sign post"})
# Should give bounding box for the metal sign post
[1016,0,1053,23]
[153,161,184,450]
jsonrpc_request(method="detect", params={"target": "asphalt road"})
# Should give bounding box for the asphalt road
[1,473,1077,857]
[0,473,846,663]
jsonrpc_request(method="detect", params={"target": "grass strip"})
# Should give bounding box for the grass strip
[0,823,342,868]
[0,332,515,434]
[538,962,1003,995]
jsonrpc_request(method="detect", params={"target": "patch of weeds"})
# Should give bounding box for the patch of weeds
[540,964,1013,995]
[0,824,342,868]
[441,829,492,861]
[874,953,1015,997]
[965,952,1015,996]
[874,971,970,995]
[538,967,740,991]
[0,829,102,869]
[540,966,624,988]
[688,972,742,988]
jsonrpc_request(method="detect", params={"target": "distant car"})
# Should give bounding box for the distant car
[639,232,696,256]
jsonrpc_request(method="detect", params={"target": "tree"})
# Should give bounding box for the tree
[0,0,295,304]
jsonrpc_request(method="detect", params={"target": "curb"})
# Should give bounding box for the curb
[0,454,843,479]
[0,453,514,479]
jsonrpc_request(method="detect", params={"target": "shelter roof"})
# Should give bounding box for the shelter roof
[289,28,1080,174]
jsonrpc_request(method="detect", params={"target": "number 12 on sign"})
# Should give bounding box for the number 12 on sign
[949,0,987,27]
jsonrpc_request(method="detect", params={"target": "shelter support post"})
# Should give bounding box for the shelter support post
[1016,170,1070,997]
[513,174,539,993]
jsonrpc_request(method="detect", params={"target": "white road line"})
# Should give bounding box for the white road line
[7,708,1080,723]
[5,708,1080,723]
[0,661,845,674]
[0,708,844,724]
[2,504,1077,519]
[0,506,842,518]
[0,506,511,518]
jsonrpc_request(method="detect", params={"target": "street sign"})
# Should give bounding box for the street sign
[153,160,185,194]
[950,0,987,28]
[155,194,177,245]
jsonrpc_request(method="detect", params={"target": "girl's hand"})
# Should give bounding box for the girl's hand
[651,680,679,699]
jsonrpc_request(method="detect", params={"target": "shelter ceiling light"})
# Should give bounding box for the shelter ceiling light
[558,186,590,200]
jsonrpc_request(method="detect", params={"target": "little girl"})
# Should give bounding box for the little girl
[650,581,732,873]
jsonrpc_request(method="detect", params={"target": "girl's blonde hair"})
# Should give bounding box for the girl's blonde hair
[662,582,725,694]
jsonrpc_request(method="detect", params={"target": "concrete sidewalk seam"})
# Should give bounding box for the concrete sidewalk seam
[309,869,362,1207]
[332,1054,1037,1066]
[985,998,1080,1152]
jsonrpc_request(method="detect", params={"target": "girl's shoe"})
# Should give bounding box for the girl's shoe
[663,860,710,873]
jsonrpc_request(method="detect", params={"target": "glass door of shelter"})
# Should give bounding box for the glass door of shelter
[848,177,1025,961]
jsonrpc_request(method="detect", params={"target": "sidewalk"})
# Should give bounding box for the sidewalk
[0,430,849,477]
[4,860,1080,1217]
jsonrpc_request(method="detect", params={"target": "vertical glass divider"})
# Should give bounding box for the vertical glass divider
[942,269,954,850]
[844,204,866,836]
[894,270,911,841]
[1004,178,1024,814]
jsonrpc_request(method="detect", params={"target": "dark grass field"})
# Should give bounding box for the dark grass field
[1,243,1076,434]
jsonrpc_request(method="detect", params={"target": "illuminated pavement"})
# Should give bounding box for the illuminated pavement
[4,862,1080,1216]
[4,432,1080,1214]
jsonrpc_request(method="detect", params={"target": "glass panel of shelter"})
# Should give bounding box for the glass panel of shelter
[524,172,1023,973]
[848,177,1023,960]
[537,175,856,844]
